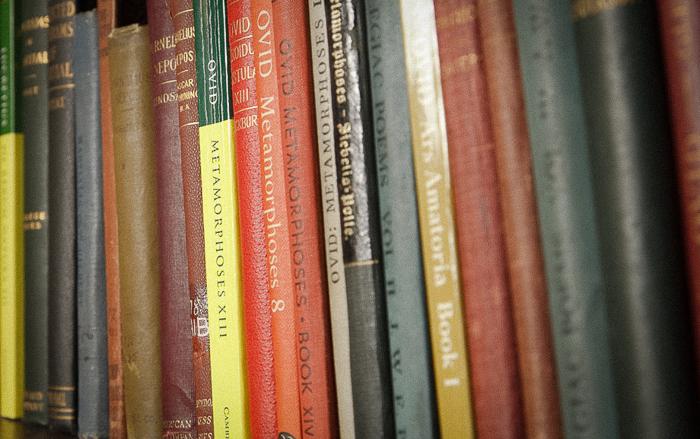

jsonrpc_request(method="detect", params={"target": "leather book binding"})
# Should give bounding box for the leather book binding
[147,1,197,437]
[273,1,338,437]
[108,24,163,438]
[171,0,214,437]
[74,10,109,438]
[365,1,438,438]
[434,1,524,437]
[513,1,619,437]
[47,0,77,432]
[226,0,276,436]
[658,0,700,385]
[19,0,49,426]
[475,0,563,437]
[96,0,126,435]
[573,0,699,436]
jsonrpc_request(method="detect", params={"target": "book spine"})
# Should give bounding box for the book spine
[252,2,302,436]
[475,1,563,437]
[96,0,126,436]
[272,1,338,437]
[108,24,163,438]
[47,0,77,432]
[512,2,618,437]
[147,1,197,438]
[307,0,353,436]
[19,0,49,426]
[171,0,215,437]
[74,10,109,439]
[226,1,276,436]
[193,1,250,437]
[325,1,394,437]
[572,1,699,436]
[0,0,24,421]
[399,2,473,438]
[364,2,437,438]
[658,0,700,384]
[433,2,524,437]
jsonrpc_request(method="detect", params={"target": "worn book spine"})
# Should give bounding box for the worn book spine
[74,11,109,439]
[47,0,77,432]
[325,1,394,437]
[147,1,197,438]
[171,0,214,437]
[364,2,437,438]
[476,1,563,437]
[307,0,353,436]
[658,0,700,382]
[226,0,276,436]
[572,0,699,436]
[399,2,473,438]
[19,0,49,426]
[273,1,338,437]
[512,1,618,438]
[108,24,163,439]
[96,0,126,436]
[0,0,23,421]
[433,2,524,437]
[252,1,302,436]
[193,1,250,437]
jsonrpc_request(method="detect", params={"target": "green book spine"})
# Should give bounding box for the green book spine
[513,1,618,438]
[364,1,437,438]
[0,0,24,420]
[572,0,698,437]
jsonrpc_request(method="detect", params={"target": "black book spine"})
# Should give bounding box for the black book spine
[47,0,77,432]
[74,9,108,438]
[19,0,49,426]
[326,0,394,437]
[572,0,698,437]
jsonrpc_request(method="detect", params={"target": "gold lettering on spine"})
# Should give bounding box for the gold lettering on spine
[571,0,638,20]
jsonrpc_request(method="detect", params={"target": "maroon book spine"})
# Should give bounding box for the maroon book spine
[658,0,700,380]
[434,1,524,437]
[147,1,197,438]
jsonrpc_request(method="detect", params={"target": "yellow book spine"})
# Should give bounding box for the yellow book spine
[199,119,250,439]
[0,132,24,419]
[399,1,474,438]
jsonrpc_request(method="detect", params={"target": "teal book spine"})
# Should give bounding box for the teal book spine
[364,1,437,438]
[512,1,618,438]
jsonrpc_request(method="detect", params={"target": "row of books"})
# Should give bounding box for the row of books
[1,0,700,438]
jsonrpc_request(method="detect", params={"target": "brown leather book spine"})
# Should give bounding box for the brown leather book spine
[434,1,524,437]
[658,0,700,379]
[108,24,163,438]
[272,1,338,437]
[475,0,563,437]
[97,1,126,437]
[171,0,215,436]
[147,1,197,437]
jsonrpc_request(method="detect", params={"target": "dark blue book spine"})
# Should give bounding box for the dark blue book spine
[74,9,108,439]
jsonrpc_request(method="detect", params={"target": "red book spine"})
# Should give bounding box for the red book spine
[475,0,563,437]
[97,1,126,437]
[251,1,302,436]
[272,1,338,437]
[147,1,197,438]
[434,1,524,437]
[226,0,277,436]
[171,0,215,437]
[658,0,700,380]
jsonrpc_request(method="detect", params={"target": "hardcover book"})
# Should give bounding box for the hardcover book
[47,0,77,431]
[19,0,49,426]
[434,1,524,436]
[74,9,109,439]
[108,24,163,438]
[193,0,250,436]
[572,0,699,436]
